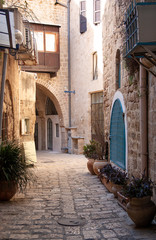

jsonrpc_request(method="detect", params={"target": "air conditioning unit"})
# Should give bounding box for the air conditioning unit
[10,8,38,65]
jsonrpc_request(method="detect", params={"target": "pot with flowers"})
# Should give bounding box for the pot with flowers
[109,168,128,198]
[99,164,115,192]
[99,164,128,196]
[122,172,156,227]
[0,140,35,201]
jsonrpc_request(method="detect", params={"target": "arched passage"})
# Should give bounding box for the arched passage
[35,83,65,152]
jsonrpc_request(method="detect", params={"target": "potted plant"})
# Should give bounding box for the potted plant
[92,140,108,175]
[122,172,156,227]
[99,164,128,196]
[109,168,128,198]
[83,140,97,175]
[99,164,115,192]
[0,140,35,201]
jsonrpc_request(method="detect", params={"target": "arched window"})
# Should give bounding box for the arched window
[45,97,58,115]
[116,49,121,89]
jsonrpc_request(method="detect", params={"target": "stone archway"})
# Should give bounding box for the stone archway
[35,83,65,152]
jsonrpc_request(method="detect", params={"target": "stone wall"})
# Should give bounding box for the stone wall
[0,53,20,141]
[102,0,156,194]
[148,67,156,199]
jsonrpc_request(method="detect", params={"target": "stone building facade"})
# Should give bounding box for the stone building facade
[1,0,69,154]
[0,0,156,201]
[101,0,156,200]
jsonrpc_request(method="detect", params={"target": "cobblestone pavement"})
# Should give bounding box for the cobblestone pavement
[0,151,156,240]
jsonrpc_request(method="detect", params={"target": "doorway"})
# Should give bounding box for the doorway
[47,118,53,150]
[110,98,126,169]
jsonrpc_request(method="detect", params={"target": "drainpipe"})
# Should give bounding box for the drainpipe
[67,0,72,153]
[54,0,72,153]
[140,64,148,176]
[0,49,8,143]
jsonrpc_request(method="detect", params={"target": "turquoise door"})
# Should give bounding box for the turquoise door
[110,99,126,169]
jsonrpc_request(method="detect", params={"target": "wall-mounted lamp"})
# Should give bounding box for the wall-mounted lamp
[54,0,67,8]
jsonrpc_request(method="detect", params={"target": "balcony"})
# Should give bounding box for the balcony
[125,1,156,57]
[21,22,60,74]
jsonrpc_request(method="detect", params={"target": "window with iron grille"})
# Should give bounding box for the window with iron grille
[56,124,59,137]
[93,0,100,24]
[93,52,98,80]
[116,49,121,89]
[91,92,104,141]
[80,1,87,33]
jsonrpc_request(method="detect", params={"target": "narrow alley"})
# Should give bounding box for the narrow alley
[0,151,156,240]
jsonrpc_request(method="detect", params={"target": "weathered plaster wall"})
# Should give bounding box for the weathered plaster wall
[70,0,105,143]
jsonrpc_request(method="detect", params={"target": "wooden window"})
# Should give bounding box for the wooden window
[93,52,98,80]
[21,23,60,73]
[93,0,101,24]
[80,1,87,33]
[45,33,56,52]
[91,92,104,141]
[34,31,44,51]
[56,124,59,138]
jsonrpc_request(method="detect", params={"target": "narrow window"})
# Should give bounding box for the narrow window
[56,124,59,137]
[93,0,100,24]
[21,118,30,135]
[93,52,98,80]
[80,1,87,33]
[116,49,121,89]
[91,92,104,141]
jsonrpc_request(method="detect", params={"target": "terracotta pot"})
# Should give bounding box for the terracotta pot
[101,176,113,193]
[111,184,123,198]
[87,158,96,175]
[117,191,129,211]
[127,196,156,227]
[0,181,17,201]
[93,160,108,175]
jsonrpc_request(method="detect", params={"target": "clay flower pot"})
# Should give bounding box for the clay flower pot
[111,184,123,198]
[0,181,17,201]
[93,160,108,175]
[117,191,129,211]
[127,196,156,227]
[101,176,113,193]
[87,158,96,175]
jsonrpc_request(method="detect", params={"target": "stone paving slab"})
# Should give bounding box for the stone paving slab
[0,151,156,240]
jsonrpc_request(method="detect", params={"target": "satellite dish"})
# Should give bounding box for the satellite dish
[15,29,23,45]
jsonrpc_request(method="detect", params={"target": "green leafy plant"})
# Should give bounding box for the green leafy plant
[0,141,35,192]
[83,140,106,160]
[83,140,97,159]
[99,164,128,185]
[122,172,153,198]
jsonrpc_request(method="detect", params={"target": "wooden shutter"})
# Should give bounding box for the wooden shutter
[80,1,87,33]
[94,0,100,24]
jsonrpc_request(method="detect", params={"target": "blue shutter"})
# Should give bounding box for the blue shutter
[110,99,126,169]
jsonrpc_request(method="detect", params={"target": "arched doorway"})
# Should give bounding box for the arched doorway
[110,97,126,170]
[47,118,53,150]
